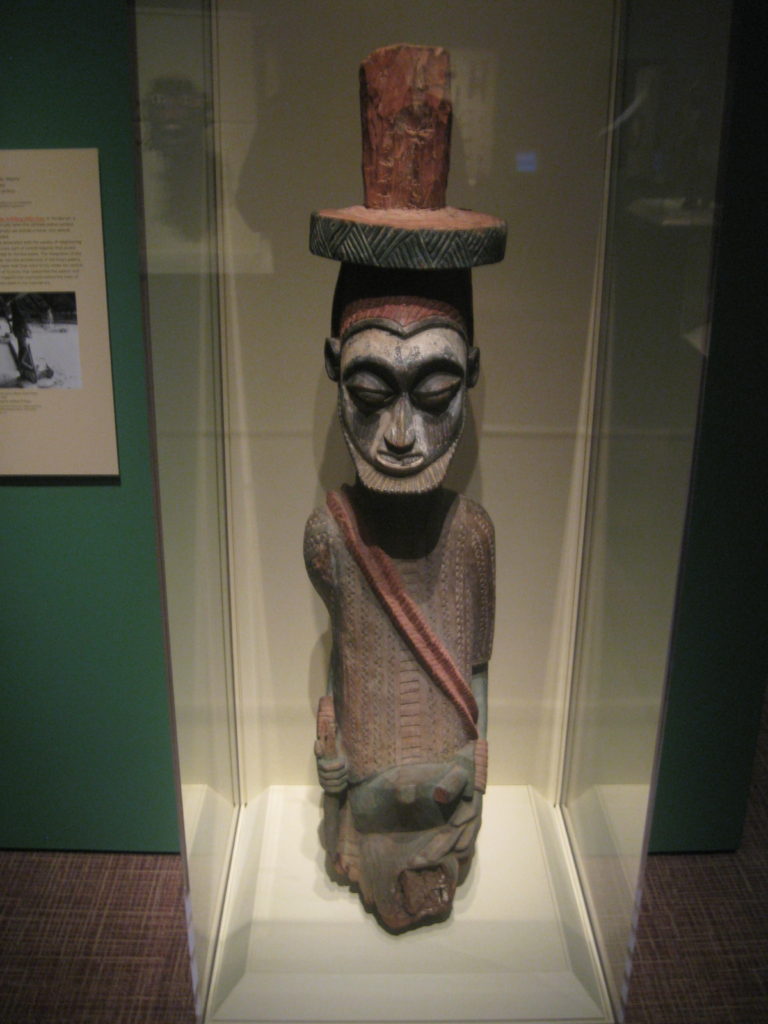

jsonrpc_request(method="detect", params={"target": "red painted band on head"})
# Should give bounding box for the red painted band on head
[339,295,468,341]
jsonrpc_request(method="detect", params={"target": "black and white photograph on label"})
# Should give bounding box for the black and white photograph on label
[0,292,81,390]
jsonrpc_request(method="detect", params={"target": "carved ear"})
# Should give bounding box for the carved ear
[466,346,480,388]
[324,336,341,382]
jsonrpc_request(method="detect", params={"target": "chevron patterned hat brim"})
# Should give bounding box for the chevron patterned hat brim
[310,206,506,270]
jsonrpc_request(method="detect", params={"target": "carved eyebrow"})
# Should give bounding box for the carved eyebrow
[342,354,465,386]
[341,357,398,389]
[412,356,465,384]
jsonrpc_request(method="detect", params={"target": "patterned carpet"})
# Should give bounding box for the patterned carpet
[0,853,195,1023]
[1,693,765,1023]
[624,688,768,1023]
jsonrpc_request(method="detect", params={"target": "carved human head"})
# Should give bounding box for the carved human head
[325,266,478,494]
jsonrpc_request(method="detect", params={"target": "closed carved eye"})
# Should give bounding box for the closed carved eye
[345,371,395,413]
[411,372,463,412]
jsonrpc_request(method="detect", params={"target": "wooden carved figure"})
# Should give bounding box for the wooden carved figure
[305,45,506,931]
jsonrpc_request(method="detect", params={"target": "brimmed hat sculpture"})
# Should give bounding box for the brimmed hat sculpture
[305,44,505,931]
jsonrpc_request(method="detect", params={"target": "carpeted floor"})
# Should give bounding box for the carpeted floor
[1,691,765,1023]
[0,852,195,1023]
[624,686,768,1023]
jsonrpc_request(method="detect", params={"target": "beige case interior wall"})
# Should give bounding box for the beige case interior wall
[219,0,615,800]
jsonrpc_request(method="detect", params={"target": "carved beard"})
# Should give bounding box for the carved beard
[340,404,465,495]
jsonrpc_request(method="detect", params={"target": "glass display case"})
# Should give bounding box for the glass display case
[134,1,732,1020]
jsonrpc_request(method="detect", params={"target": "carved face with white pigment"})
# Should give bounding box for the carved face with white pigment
[325,323,479,494]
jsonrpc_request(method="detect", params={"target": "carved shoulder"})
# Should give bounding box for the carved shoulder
[460,496,495,574]
[304,504,339,607]
[458,496,496,664]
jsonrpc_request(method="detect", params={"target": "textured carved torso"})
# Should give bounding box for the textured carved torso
[305,489,494,782]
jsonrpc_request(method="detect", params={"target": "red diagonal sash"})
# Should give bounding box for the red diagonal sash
[327,489,478,738]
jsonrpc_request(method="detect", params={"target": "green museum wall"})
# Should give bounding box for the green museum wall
[649,0,768,851]
[0,0,179,851]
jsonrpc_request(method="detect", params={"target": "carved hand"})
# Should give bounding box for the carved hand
[432,741,480,804]
[315,749,348,794]
[315,693,348,794]
[408,790,484,869]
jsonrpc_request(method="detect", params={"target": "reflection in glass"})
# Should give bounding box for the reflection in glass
[562,0,732,1008]
[135,3,239,1015]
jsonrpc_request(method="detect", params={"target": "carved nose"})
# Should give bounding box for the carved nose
[384,398,415,453]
